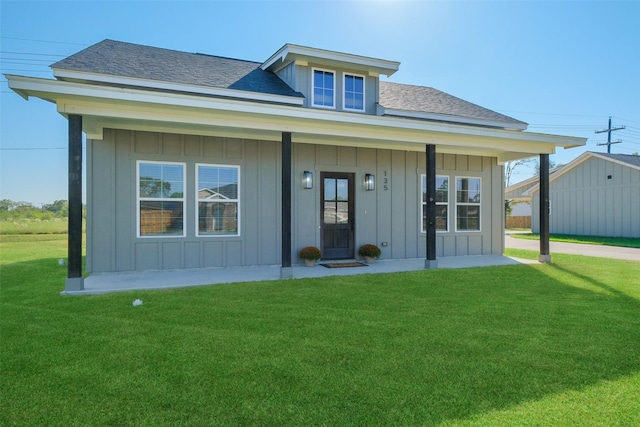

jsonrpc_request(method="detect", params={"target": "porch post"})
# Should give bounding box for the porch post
[425,144,437,269]
[539,153,551,263]
[66,114,84,291]
[281,132,293,278]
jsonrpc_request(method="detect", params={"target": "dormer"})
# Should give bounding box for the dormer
[261,44,399,114]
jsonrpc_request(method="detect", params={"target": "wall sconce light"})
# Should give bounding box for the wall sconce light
[365,173,375,191]
[303,171,313,189]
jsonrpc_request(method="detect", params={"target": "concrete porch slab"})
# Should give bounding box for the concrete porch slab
[63,255,537,295]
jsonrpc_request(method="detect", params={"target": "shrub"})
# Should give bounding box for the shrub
[299,246,322,261]
[359,244,381,259]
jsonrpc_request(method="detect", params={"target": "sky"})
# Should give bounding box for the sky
[1,0,639,204]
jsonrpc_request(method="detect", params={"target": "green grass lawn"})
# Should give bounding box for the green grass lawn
[1,236,639,426]
[0,218,69,235]
[508,232,640,249]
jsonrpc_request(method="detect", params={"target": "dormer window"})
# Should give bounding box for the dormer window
[312,68,335,108]
[344,73,365,112]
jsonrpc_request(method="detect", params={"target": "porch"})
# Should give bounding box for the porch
[63,255,537,295]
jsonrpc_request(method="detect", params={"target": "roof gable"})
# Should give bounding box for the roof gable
[523,151,640,195]
[261,43,400,77]
[505,166,562,194]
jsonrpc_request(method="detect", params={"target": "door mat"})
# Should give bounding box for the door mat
[320,262,368,268]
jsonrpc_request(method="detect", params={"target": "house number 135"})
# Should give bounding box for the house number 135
[383,170,389,191]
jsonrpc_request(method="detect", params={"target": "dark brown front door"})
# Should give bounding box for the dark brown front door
[321,172,355,259]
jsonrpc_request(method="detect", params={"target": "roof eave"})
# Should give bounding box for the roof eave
[380,106,529,131]
[261,43,400,77]
[7,74,585,160]
[51,68,304,106]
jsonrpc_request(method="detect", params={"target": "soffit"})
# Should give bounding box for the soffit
[8,74,585,162]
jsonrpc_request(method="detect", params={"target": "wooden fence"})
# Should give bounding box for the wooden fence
[506,216,531,229]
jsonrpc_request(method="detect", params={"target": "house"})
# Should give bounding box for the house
[6,40,586,291]
[505,167,561,229]
[525,152,640,238]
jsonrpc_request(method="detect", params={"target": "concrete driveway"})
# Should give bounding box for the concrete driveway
[505,233,640,262]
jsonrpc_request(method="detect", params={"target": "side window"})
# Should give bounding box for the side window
[196,165,240,236]
[137,161,185,237]
[421,175,449,232]
[312,68,335,108]
[344,73,364,111]
[456,177,481,231]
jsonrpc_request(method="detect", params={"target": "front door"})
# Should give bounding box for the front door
[321,172,355,259]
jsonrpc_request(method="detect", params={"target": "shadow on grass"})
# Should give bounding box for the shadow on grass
[2,258,640,425]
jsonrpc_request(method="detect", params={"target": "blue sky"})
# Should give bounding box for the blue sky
[1,0,639,204]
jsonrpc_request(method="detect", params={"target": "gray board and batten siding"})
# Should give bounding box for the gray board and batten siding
[531,154,640,238]
[276,60,379,113]
[86,129,505,273]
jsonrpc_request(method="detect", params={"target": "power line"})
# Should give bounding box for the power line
[1,36,87,46]
[1,69,52,73]
[498,109,605,119]
[616,117,640,126]
[1,57,56,62]
[1,62,51,67]
[0,51,66,57]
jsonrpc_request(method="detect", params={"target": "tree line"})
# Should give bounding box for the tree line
[0,199,77,220]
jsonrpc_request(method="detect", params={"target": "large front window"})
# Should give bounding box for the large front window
[344,74,364,111]
[313,69,335,108]
[421,175,449,232]
[197,165,240,236]
[138,161,185,237]
[456,177,481,231]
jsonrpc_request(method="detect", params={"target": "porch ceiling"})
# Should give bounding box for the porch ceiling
[7,75,586,163]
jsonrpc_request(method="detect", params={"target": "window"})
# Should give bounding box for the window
[312,69,335,108]
[456,177,481,231]
[138,161,185,237]
[344,73,364,111]
[421,175,449,232]
[197,165,240,236]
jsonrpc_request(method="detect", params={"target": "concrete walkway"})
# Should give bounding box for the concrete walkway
[505,233,640,262]
[64,236,638,295]
[66,255,537,296]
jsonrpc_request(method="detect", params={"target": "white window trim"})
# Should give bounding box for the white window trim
[137,160,186,238]
[195,163,241,237]
[421,174,449,233]
[343,72,365,112]
[455,176,482,233]
[311,67,336,109]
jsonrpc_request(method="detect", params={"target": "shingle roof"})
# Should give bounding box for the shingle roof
[379,81,527,128]
[596,152,640,168]
[51,40,526,128]
[51,39,302,98]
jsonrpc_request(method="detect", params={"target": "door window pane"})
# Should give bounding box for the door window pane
[336,202,349,224]
[323,201,337,224]
[337,179,348,200]
[324,178,336,201]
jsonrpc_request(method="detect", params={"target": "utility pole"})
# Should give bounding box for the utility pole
[595,117,625,153]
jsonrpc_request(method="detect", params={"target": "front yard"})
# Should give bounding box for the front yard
[1,235,639,426]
